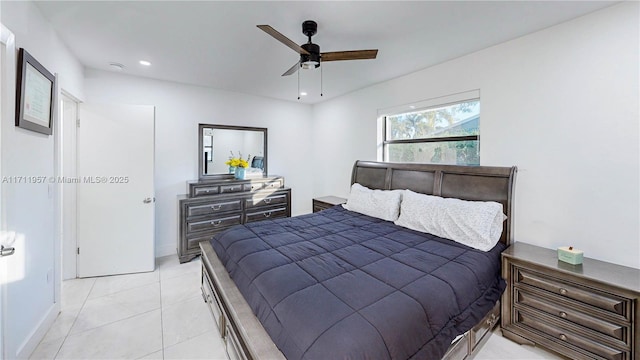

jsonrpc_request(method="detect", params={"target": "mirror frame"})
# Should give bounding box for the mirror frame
[198,123,268,180]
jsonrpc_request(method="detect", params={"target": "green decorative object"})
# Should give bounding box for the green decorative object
[228,166,236,174]
[557,246,583,265]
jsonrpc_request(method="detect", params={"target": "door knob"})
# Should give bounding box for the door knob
[0,245,15,257]
[143,197,153,204]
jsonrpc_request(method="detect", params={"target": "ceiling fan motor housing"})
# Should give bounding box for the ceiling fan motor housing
[302,20,318,37]
[301,43,321,68]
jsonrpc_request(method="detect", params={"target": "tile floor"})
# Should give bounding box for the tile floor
[30,254,565,360]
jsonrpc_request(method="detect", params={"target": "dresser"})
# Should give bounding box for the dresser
[178,176,291,263]
[501,242,639,360]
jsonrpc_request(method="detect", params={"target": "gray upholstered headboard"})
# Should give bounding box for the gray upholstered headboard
[351,161,517,246]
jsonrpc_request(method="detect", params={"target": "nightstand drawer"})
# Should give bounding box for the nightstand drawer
[516,288,629,346]
[515,267,630,320]
[187,214,242,233]
[312,196,347,213]
[515,307,629,360]
[186,200,242,217]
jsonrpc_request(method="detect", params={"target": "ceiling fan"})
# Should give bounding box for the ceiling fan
[257,20,378,77]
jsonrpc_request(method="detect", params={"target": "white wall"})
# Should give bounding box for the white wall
[83,69,314,257]
[312,2,639,269]
[0,1,84,358]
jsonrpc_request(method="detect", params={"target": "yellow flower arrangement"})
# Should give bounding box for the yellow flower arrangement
[225,152,250,168]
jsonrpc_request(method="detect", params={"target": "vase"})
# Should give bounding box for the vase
[228,166,236,174]
[235,167,246,180]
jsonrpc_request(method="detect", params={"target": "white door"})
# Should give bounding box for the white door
[77,103,155,277]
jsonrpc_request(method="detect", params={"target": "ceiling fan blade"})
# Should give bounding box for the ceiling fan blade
[257,25,310,55]
[321,50,378,62]
[282,62,300,76]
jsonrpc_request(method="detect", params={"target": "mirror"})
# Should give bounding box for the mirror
[198,124,267,180]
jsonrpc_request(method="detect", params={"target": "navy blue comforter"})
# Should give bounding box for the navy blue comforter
[210,206,505,359]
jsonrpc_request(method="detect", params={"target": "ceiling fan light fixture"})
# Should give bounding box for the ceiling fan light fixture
[301,60,319,70]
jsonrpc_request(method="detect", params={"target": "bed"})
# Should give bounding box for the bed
[200,160,517,360]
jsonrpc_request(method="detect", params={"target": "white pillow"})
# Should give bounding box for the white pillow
[342,183,403,222]
[394,190,506,251]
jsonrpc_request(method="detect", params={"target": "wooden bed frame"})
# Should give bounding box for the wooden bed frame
[200,160,517,360]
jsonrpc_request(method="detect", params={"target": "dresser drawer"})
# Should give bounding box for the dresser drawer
[263,178,283,190]
[245,207,288,223]
[245,193,288,209]
[245,178,283,192]
[515,288,629,345]
[515,267,631,320]
[186,232,219,252]
[220,184,244,194]
[515,307,629,360]
[192,185,220,197]
[187,214,242,233]
[186,200,242,218]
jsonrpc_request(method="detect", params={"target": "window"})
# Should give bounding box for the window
[383,98,480,165]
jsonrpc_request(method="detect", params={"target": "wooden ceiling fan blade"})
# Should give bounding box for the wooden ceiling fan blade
[282,62,300,76]
[321,50,378,62]
[257,25,310,55]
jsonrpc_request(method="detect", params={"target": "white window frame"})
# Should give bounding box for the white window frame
[377,90,480,164]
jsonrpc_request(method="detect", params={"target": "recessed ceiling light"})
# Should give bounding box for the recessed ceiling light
[139,60,151,66]
[409,105,416,109]
[109,62,125,71]
[300,92,307,96]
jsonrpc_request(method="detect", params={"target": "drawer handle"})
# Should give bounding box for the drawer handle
[229,187,236,191]
[559,334,567,341]
[211,204,222,210]
[264,198,272,204]
[559,288,568,295]
[211,220,222,226]
[264,212,272,218]
[204,189,211,193]
[485,313,498,327]
[559,311,567,318]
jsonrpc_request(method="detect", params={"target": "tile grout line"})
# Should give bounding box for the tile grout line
[86,272,160,300]
[52,278,96,359]
[159,261,166,360]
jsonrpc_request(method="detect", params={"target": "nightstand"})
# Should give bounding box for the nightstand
[312,196,347,213]
[501,242,639,360]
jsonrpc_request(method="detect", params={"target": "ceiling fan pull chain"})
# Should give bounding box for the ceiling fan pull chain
[297,68,300,100]
[320,65,323,97]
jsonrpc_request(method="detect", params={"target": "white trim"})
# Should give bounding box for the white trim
[15,303,59,359]
[60,93,79,280]
[0,22,16,360]
[377,89,480,118]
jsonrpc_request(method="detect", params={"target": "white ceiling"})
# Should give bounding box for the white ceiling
[34,1,616,104]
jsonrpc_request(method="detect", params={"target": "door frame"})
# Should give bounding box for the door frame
[59,91,80,280]
[0,22,16,360]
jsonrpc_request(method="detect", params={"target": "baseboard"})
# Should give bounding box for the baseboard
[15,302,60,359]
[155,242,175,258]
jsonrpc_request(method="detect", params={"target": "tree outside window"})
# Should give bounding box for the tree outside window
[384,100,480,165]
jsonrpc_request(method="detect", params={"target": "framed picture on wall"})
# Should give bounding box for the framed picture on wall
[16,48,56,135]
